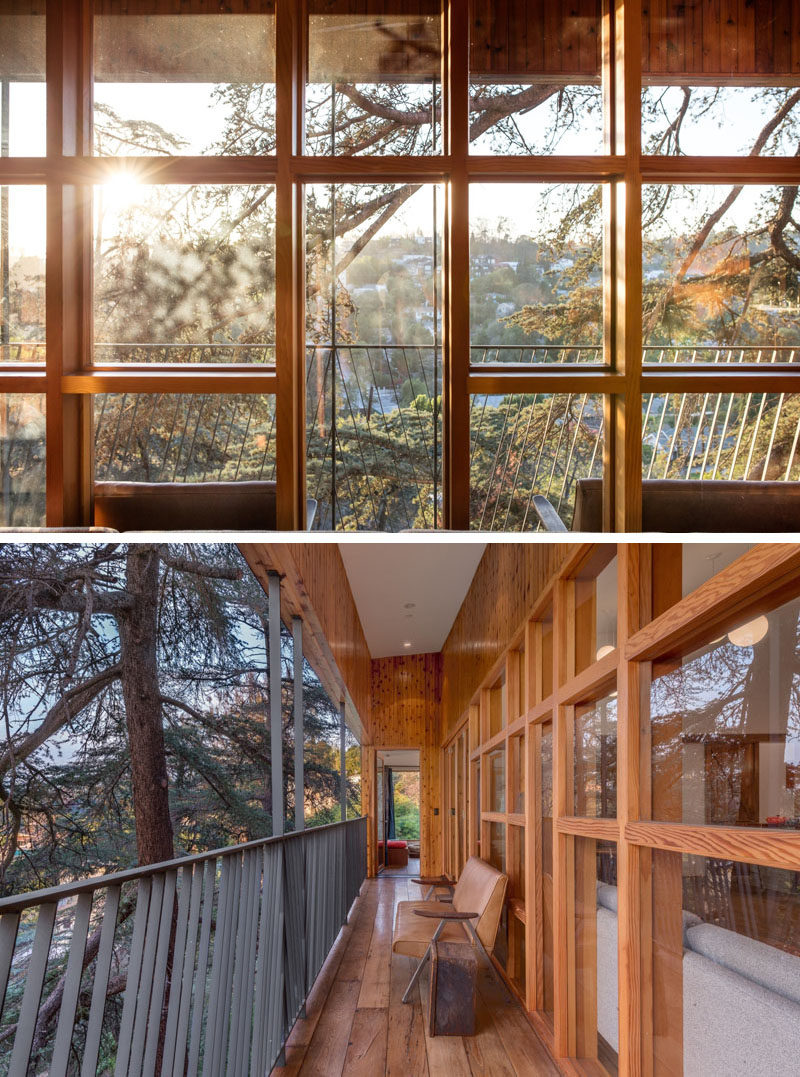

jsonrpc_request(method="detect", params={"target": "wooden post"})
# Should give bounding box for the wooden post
[46,0,92,525]
[616,542,651,1076]
[443,0,470,529]
[275,0,304,529]
[611,0,643,531]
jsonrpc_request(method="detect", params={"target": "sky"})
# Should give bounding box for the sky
[2,80,791,259]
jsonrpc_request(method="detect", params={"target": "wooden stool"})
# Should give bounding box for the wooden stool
[428,941,476,1036]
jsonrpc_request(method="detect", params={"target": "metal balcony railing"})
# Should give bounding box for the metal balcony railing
[1,343,799,529]
[0,817,367,1077]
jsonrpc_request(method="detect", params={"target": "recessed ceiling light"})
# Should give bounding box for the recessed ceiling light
[403,641,412,648]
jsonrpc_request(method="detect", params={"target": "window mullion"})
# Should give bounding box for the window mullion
[443,0,470,530]
[45,0,93,525]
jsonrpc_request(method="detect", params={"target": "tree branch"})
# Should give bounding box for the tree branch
[0,664,122,780]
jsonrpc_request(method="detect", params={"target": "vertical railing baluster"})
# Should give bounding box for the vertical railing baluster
[161,865,194,1076]
[49,893,93,1077]
[228,850,255,1077]
[127,873,166,1077]
[214,852,241,1074]
[80,885,122,1077]
[141,869,178,1076]
[186,859,216,1077]
[202,854,233,1077]
[8,901,57,1077]
[235,849,262,1077]
[114,877,152,1077]
[0,911,20,1025]
[170,862,203,1077]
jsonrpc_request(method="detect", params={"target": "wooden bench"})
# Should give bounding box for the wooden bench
[533,478,800,532]
[93,480,317,530]
[392,856,507,1016]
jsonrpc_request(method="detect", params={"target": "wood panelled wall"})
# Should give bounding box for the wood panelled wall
[241,543,372,741]
[441,543,570,741]
[371,653,442,876]
[642,0,800,77]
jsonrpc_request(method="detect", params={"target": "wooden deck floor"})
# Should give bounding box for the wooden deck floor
[271,874,561,1076]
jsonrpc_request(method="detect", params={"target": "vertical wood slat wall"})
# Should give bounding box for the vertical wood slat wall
[5,1,800,528]
[441,542,800,1075]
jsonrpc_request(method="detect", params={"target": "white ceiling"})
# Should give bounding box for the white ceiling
[377,749,420,769]
[338,541,486,658]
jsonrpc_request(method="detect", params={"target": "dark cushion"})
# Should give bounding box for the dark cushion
[94,481,316,531]
[573,478,800,532]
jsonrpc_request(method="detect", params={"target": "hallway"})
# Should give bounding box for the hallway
[272,874,559,1076]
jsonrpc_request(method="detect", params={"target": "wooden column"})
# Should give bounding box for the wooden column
[611,0,643,531]
[552,578,574,1058]
[46,0,92,525]
[443,0,470,529]
[616,543,651,1076]
[275,0,305,529]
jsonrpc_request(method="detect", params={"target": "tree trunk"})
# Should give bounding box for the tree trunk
[118,546,174,865]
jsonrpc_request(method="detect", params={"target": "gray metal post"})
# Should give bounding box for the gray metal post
[339,700,347,822]
[268,573,283,838]
[293,616,304,832]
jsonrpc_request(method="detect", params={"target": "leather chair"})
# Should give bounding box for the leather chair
[392,856,508,1003]
[93,480,317,531]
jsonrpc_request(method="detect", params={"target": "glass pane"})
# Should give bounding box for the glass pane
[649,849,800,1077]
[508,824,525,901]
[487,747,505,814]
[642,1,799,157]
[576,837,618,1073]
[510,732,525,814]
[643,185,800,362]
[0,4,45,156]
[0,394,45,526]
[470,184,603,365]
[643,392,800,486]
[94,184,275,365]
[306,1,441,156]
[541,608,554,700]
[94,8,275,156]
[509,911,526,997]
[650,591,800,827]
[473,759,481,857]
[574,692,617,818]
[469,0,602,155]
[488,820,505,874]
[681,543,754,597]
[487,674,506,738]
[470,392,604,530]
[94,393,276,484]
[540,720,554,1023]
[1,186,45,362]
[574,547,617,676]
[305,183,442,531]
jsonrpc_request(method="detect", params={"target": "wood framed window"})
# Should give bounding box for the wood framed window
[3,1,798,530]
[441,540,800,1074]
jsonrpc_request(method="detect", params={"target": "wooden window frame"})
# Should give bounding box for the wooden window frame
[442,540,800,1074]
[4,2,800,528]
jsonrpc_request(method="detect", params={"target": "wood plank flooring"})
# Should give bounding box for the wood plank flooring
[271,875,561,1077]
